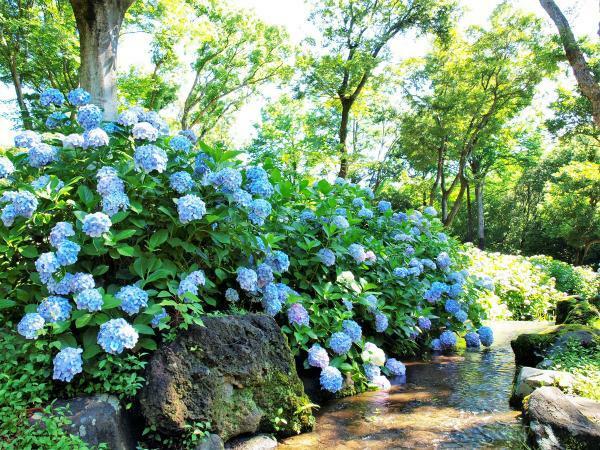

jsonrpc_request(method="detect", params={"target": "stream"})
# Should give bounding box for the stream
[281,321,551,449]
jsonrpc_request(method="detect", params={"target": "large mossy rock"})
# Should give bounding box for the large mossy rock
[511,324,600,367]
[524,386,600,450]
[139,314,314,442]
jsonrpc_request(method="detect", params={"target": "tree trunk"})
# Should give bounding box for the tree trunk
[466,182,473,243]
[444,175,467,227]
[540,0,600,127]
[338,99,352,178]
[475,180,485,250]
[69,0,134,121]
[9,60,32,129]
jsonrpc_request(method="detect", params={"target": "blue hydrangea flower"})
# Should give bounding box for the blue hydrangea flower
[438,232,448,242]
[97,318,139,355]
[378,200,391,212]
[430,338,442,351]
[317,248,335,267]
[117,109,140,127]
[393,232,413,242]
[247,178,274,198]
[237,267,258,292]
[28,143,58,168]
[393,267,409,279]
[0,191,38,225]
[404,245,415,256]
[364,363,381,381]
[102,191,130,217]
[436,252,452,270]
[477,275,495,291]
[0,156,15,179]
[75,288,103,312]
[178,270,206,298]
[445,299,461,314]
[320,366,343,393]
[225,288,239,302]
[454,309,468,323]
[363,187,374,199]
[69,273,95,293]
[194,153,213,177]
[132,122,158,141]
[56,240,80,266]
[32,175,64,191]
[424,206,437,216]
[67,88,90,106]
[288,303,310,326]
[246,167,268,183]
[334,177,347,186]
[77,104,103,130]
[14,130,41,148]
[385,358,406,376]
[37,296,72,323]
[17,313,45,339]
[140,111,168,134]
[358,208,373,219]
[170,135,192,153]
[83,128,109,148]
[348,243,366,264]
[307,343,329,369]
[208,168,242,194]
[300,209,316,221]
[47,273,75,295]
[232,189,253,208]
[257,263,274,288]
[265,250,289,273]
[375,312,389,333]
[329,331,352,355]
[169,171,194,194]
[331,215,349,229]
[151,308,169,328]
[342,299,353,311]
[40,88,65,107]
[447,283,463,298]
[82,212,111,237]
[352,198,364,208]
[134,144,168,173]
[45,112,68,129]
[176,194,206,224]
[52,347,83,382]
[342,320,362,343]
[478,326,494,347]
[439,330,457,350]
[418,316,431,331]
[424,281,447,303]
[96,167,124,196]
[35,252,60,282]
[364,294,378,312]
[262,283,283,315]
[179,129,197,144]
[117,285,149,315]
[335,207,346,215]
[465,332,481,348]
[421,258,436,270]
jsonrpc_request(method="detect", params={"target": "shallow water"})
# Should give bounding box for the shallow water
[282,321,551,449]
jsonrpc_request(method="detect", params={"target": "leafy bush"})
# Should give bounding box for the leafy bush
[0,88,493,425]
[529,255,599,299]
[466,247,568,320]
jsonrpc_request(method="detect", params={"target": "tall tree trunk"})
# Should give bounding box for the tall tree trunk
[540,0,600,127]
[338,99,352,178]
[475,180,485,250]
[444,175,467,227]
[9,60,32,129]
[69,0,134,121]
[466,182,473,243]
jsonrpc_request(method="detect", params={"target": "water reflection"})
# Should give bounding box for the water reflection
[281,321,550,449]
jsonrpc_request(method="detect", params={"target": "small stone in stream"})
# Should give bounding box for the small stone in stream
[225,434,278,450]
[196,434,225,450]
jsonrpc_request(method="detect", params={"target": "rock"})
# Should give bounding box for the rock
[54,394,136,450]
[139,314,314,442]
[225,434,278,450]
[525,386,600,450]
[510,367,575,407]
[196,434,225,450]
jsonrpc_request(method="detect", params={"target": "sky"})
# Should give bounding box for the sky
[0,0,598,147]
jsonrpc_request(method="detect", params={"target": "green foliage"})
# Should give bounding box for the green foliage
[529,255,599,299]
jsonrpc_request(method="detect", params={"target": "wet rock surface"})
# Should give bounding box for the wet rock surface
[281,321,550,449]
[225,434,278,449]
[511,366,575,407]
[139,314,314,442]
[525,386,600,450]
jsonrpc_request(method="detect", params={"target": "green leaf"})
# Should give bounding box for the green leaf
[77,185,95,207]
[210,232,230,244]
[76,314,93,328]
[102,295,121,309]
[92,265,110,276]
[117,245,136,257]
[133,324,155,335]
[137,338,157,351]
[82,344,102,360]
[20,246,39,258]
[149,229,169,249]
[113,229,137,241]
[0,299,16,310]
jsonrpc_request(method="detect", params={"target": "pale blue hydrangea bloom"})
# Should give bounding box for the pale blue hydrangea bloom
[47,273,76,295]
[436,252,452,270]
[32,175,64,192]
[249,199,272,226]
[37,296,72,323]
[117,285,149,315]
[385,358,406,376]
[117,109,140,127]
[300,209,316,222]
[225,288,239,302]
[348,243,366,263]
[342,320,362,343]
[262,283,283,315]
[287,303,310,326]
[169,171,194,194]
[178,270,206,298]
[69,273,95,294]
[334,177,347,185]
[331,215,349,229]
[208,168,242,194]
[317,248,335,267]
[96,167,124,196]
[151,308,169,328]
[75,288,103,312]
[132,122,159,141]
[40,88,65,107]
[444,299,461,314]
[176,194,206,223]
[421,258,436,270]
[67,88,90,106]
[0,191,37,226]
[320,366,343,393]
[378,200,391,212]
[0,156,15,179]
[194,153,213,177]
[393,267,409,279]
[56,240,80,266]
[404,245,415,256]
[179,129,197,144]
[358,208,373,219]
[82,212,111,237]
[170,135,192,153]
[53,347,83,382]
[364,363,381,381]
[438,232,448,242]
[232,189,252,208]
[28,143,58,168]
[14,130,41,148]
[430,338,442,351]
[237,267,258,292]
[478,326,494,347]
[375,312,389,332]
[134,144,168,173]
[454,309,468,323]
[45,112,68,129]
[257,263,274,288]
[343,299,353,311]
[447,283,463,298]
[102,191,130,217]
[35,252,60,282]
[364,294,378,312]
[97,318,139,355]
[418,316,431,331]
[363,187,374,199]
[265,250,289,273]
[77,104,103,130]
[83,128,109,148]
[465,332,481,348]
[307,343,329,369]
[17,313,45,339]
[140,111,169,134]
[329,331,352,355]
[247,177,274,198]
[439,330,457,350]
[352,198,364,208]
[424,206,437,216]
